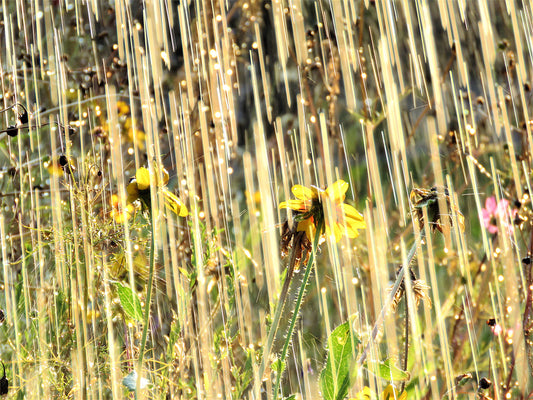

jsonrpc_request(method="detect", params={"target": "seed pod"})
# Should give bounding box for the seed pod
[0,362,8,395]
[59,155,69,167]
[18,110,28,124]
[478,377,491,389]
[6,125,18,137]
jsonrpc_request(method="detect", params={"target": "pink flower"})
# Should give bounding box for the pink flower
[481,196,517,234]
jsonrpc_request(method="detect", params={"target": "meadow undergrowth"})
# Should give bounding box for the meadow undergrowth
[0,0,531,399]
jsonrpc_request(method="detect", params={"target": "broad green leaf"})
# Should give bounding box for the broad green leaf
[366,358,410,381]
[284,396,296,400]
[116,282,144,321]
[319,319,361,400]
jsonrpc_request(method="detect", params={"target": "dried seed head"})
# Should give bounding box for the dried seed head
[412,279,432,308]
[478,377,492,390]
[410,186,465,233]
[389,267,431,311]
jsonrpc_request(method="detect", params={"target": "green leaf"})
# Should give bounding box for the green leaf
[366,358,410,381]
[319,318,361,400]
[284,396,296,400]
[115,282,144,321]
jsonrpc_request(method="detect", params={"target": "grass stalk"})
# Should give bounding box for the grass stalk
[135,216,156,397]
[400,291,410,393]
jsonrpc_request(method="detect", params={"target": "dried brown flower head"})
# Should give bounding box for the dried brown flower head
[280,220,313,269]
[389,267,432,311]
[410,186,465,233]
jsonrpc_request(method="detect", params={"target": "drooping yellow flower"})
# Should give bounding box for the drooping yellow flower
[127,166,188,217]
[279,180,366,242]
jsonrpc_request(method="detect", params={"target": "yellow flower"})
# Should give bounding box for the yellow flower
[45,155,76,177]
[110,194,135,223]
[279,180,366,242]
[116,101,130,116]
[382,384,407,400]
[127,166,188,217]
[350,386,373,399]
[126,126,146,151]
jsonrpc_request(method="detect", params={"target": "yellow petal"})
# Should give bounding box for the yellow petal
[126,181,139,198]
[46,162,64,177]
[325,180,349,202]
[136,167,151,190]
[350,387,373,400]
[346,214,367,228]
[163,189,188,217]
[111,194,119,208]
[344,224,360,238]
[154,166,169,186]
[382,385,407,400]
[292,185,318,200]
[341,203,365,221]
[279,199,310,212]
[325,221,343,242]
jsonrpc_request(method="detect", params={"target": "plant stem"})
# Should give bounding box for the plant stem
[357,231,424,367]
[136,219,156,398]
[400,292,410,393]
[273,220,323,400]
[257,231,304,383]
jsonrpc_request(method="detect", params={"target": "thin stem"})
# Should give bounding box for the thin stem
[357,231,424,367]
[400,292,410,393]
[135,219,156,398]
[273,220,324,400]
